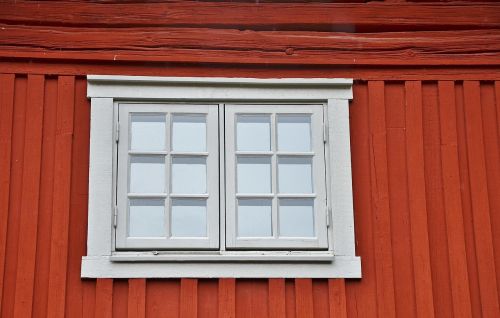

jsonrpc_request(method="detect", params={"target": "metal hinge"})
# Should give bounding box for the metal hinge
[323,121,329,144]
[326,207,331,228]
[113,206,118,228]
[115,123,120,143]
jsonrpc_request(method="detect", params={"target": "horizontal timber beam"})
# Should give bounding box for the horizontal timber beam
[0,25,499,66]
[0,2,499,32]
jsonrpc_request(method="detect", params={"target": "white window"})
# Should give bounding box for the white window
[83,76,360,278]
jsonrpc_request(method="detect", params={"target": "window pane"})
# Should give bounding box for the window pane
[130,114,166,151]
[172,115,206,152]
[279,199,314,237]
[171,157,206,194]
[237,199,272,237]
[236,115,271,151]
[237,156,271,194]
[130,156,165,193]
[129,199,165,237]
[278,157,313,193]
[171,199,207,237]
[277,115,311,152]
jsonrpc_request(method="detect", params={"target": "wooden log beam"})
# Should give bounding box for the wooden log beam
[0,25,498,66]
[0,2,499,32]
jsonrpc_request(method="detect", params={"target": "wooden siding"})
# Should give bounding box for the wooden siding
[0,74,499,317]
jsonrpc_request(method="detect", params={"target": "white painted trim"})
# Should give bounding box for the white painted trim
[84,75,360,278]
[87,76,353,100]
[82,255,361,278]
[328,99,356,256]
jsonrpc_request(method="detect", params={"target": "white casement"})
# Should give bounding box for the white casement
[83,76,360,278]
[115,104,219,250]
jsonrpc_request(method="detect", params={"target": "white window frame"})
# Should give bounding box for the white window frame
[82,76,361,278]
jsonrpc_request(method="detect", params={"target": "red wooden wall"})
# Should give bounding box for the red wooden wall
[0,1,499,317]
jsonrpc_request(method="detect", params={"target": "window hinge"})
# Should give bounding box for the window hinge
[323,122,329,144]
[115,123,120,143]
[113,206,118,228]
[326,207,331,227]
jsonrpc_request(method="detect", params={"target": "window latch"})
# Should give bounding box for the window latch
[115,123,120,143]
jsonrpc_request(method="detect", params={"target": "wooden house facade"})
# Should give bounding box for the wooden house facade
[0,0,499,317]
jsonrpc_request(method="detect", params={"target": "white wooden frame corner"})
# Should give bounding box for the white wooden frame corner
[83,76,360,278]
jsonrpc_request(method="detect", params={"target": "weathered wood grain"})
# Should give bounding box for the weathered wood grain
[0,25,498,66]
[0,2,499,31]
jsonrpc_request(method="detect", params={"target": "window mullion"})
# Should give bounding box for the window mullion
[271,112,279,240]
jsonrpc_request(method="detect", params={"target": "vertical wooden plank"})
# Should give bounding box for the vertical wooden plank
[312,280,329,318]
[438,81,473,318]
[146,280,180,317]
[180,279,198,318]
[344,82,377,318]
[66,77,89,318]
[405,81,435,318]
[328,279,347,318]
[128,279,146,318]
[295,278,314,318]
[46,75,76,318]
[481,83,500,306]
[218,278,235,318]
[0,73,14,315]
[236,280,268,318]
[367,80,396,318]
[385,82,416,318]
[1,76,27,318]
[268,279,286,318]
[422,82,454,318]
[83,280,96,318]
[455,82,483,318]
[95,279,113,318]
[198,280,218,318]
[463,81,500,318]
[32,77,57,318]
[495,82,500,144]
[112,280,128,318]
[12,74,45,318]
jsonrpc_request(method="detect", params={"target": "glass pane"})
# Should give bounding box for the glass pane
[129,156,165,193]
[237,156,271,194]
[277,115,311,152]
[172,114,206,152]
[129,199,165,237]
[278,157,313,193]
[171,157,206,194]
[171,199,207,237]
[236,115,271,151]
[237,199,272,237]
[279,199,314,237]
[130,114,166,151]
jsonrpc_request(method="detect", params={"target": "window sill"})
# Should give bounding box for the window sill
[81,255,361,278]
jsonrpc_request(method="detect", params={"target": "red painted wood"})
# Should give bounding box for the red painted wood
[127,279,146,318]
[0,26,498,66]
[46,76,76,318]
[405,81,435,318]
[422,82,454,318]
[385,82,417,318]
[295,279,314,318]
[455,82,483,317]
[198,280,218,318]
[328,280,347,318]
[0,74,14,315]
[1,2,498,31]
[1,76,27,318]
[438,81,473,318]
[95,279,113,318]
[463,81,500,318]
[236,280,268,318]
[146,280,180,317]
[268,279,286,318]
[12,75,44,318]
[218,279,235,318]
[180,279,198,318]
[345,82,378,318]
[32,78,57,318]
[367,81,397,318]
